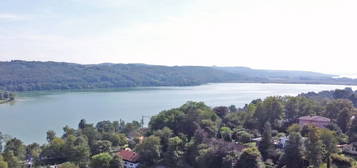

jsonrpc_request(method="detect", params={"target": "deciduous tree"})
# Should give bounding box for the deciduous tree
[237,147,265,168]
[90,153,112,168]
[136,135,161,166]
[320,129,338,168]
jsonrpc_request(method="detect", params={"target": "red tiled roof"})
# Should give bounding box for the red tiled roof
[118,150,140,163]
[298,116,330,122]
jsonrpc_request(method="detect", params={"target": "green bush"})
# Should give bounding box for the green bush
[331,154,352,168]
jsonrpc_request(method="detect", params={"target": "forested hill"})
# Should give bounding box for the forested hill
[0,60,356,91]
[0,60,245,91]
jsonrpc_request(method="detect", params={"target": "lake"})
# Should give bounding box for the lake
[1,83,356,144]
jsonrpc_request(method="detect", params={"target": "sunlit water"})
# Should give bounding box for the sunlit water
[1,83,356,144]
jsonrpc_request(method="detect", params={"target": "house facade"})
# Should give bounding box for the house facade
[298,116,330,128]
[118,149,140,168]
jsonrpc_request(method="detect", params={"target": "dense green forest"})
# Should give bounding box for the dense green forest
[301,87,357,107]
[1,60,357,91]
[1,88,357,168]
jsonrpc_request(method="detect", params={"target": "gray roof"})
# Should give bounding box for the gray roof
[298,116,330,122]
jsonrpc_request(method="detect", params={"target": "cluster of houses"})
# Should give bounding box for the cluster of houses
[253,115,332,149]
[117,115,357,167]
[28,115,357,168]
[284,115,357,157]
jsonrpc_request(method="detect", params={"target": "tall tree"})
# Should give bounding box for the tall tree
[40,137,66,165]
[285,97,316,120]
[254,97,284,131]
[320,129,338,168]
[349,115,357,142]
[163,136,185,167]
[90,153,112,168]
[237,147,265,168]
[259,122,273,160]
[70,136,91,167]
[78,119,87,130]
[109,155,124,168]
[26,143,41,165]
[325,99,353,121]
[220,127,233,142]
[279,132,305,168]
[81,125,99,149]
[213,106,230,118]
[333,88,354,99]
[229,105,238,113]
[46,130,56,143]
[3,138,26,160]
[153,127,173,152]
[135,135,161,166]
[63,126,76,138]
[337,107,352,133]
[2,151,21,168]
[92,140,112,155]
[0,132,3,152]
[305,127,323,168]
[96,121,115,133]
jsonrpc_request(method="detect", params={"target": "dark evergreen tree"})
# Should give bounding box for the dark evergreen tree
[279,132,305,168]
[305,127,323,168]
[337,108,352,133]
[349,115,357,142]
[259,122,273,160]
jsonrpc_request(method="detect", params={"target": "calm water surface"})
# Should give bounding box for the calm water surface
[1,83,356,144]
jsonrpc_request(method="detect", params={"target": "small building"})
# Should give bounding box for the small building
[274,136,288,149]
[342,142,357,156]
[298,116,330,128]
[25,158,34,168]
[118,149,140,168]
[251,137,262,142]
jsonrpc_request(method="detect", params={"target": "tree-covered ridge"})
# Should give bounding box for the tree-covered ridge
[1,88,357,168]
[301,87,357,107]
[1,60,357,91]
[0,60,242,91]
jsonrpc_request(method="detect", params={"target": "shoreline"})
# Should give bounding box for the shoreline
[8,81,357,93]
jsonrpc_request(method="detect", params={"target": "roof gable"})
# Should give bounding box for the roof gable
[298,115,330,122]
[118,150,140,163]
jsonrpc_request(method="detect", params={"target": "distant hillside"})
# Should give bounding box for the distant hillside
[0,60,244,91]
[214,66,334,79]
[0,60,357,91]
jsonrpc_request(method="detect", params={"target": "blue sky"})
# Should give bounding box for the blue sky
[1,0,357,76]
[0,0,189,36]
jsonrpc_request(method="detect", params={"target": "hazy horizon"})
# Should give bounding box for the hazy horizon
[1,0,357,75]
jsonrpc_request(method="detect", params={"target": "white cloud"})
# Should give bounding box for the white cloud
[0,14,19,20]
[0,13,30,21]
